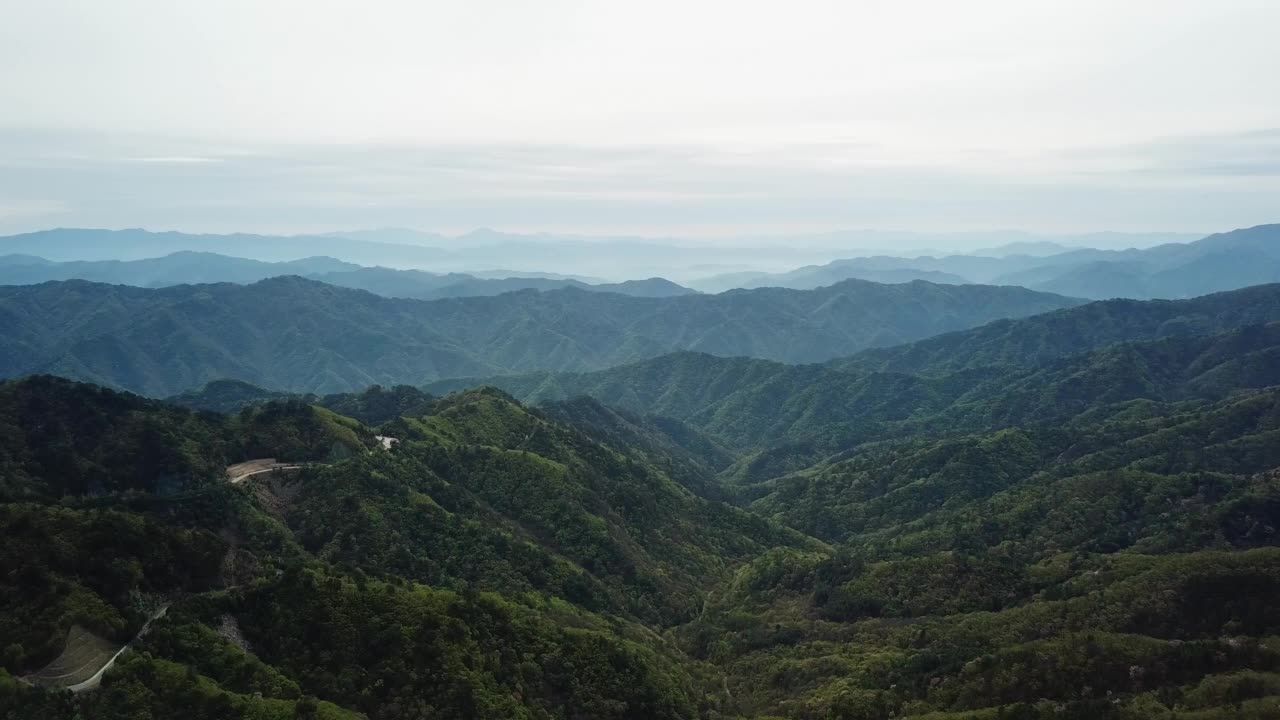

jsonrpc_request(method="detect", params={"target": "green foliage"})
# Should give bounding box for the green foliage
[167,379,294,413]
[77,653,358,720]
[315,385,433,426]
[236,401,374,462]
[439,318,1280,462]
[0,375,235,496]
[0,376,375,497]
[837,281,1280,376]
[235,568,703,719]
[9,282,1280,719]
[0,275,1082,395]
[542,396,737,501]
[0,503,225,669]
[300,389,813,625]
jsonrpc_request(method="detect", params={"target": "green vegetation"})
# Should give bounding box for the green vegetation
[0,376,372,498]
[169,381,432,426]
[6,284,1280,718]
[0,376,801,718]
[315,385,434,425]
[167,379,294,414]
[835,282,1280,376]
[430,289,1280,458]
[0,275,1082,395]
[0,501,223,669]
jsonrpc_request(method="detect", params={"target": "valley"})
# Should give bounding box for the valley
[6,4,1276,716]
[3,264,1280,718]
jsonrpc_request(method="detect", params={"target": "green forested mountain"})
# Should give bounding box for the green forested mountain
[8,306,1280,717]
[426,283,1280,447]
[7,278,1280,718]
[0,376,373,498]
[428,321,1280,491]
[167,380,434,425]
[166,378,297,413]
[0,275,1082,395]
[538,396,739,502]
[670,380,1280,717]
[835,282,1280,375]
[0,376,813,719]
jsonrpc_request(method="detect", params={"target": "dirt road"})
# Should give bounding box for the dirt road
[225,459,306,484]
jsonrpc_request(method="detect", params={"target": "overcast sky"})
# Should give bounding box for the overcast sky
[1,0,1277,237]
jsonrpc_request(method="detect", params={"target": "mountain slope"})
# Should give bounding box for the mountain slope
[0,276,1084,395]
[310,308,1280,716]
[992,224,1280,300]
[8,298,1280,718]
[836,282,1280,375]
[0,375,817,719]
[0,375,373,498]
[427,287,1280,459]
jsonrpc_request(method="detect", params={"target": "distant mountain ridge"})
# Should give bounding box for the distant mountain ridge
[0,227,849,281]
[691,264,971,293]
[692,224,1280,299]
[0,226,1204,284]
[0,251,359,287]
[0,275,1083,395]
[0,251,695,299]
[0,228,445,265]
[309,265,695,299]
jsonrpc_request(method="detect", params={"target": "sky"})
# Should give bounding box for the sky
[0,0,1277,239]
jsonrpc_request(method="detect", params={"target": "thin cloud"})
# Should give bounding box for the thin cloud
[0,129,1273,236]
[130,156,224,164]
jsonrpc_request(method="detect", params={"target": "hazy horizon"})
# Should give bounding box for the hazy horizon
[3,1,1277,237]
[0,224,1218,278]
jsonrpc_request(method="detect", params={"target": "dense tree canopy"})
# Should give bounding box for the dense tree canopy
[5,284,1280,718]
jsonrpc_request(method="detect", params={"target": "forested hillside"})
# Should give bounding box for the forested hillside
[6,282,1280,718]
[8,0,1280,715]
[0,376,811,719]
[432,284,1280,449]
[0,276,1082,395]
[836,282,1280,375]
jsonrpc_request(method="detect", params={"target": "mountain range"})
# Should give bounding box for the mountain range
[0,251,694,299]
[0,226,1201,282]
[0,276,1082,395]
[3,225,1272,302]
[0,228,857,280]
[426,283,1280,475]
[691,224,1280,300]
[6,271,1280,718]
[9,220,1280,719]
